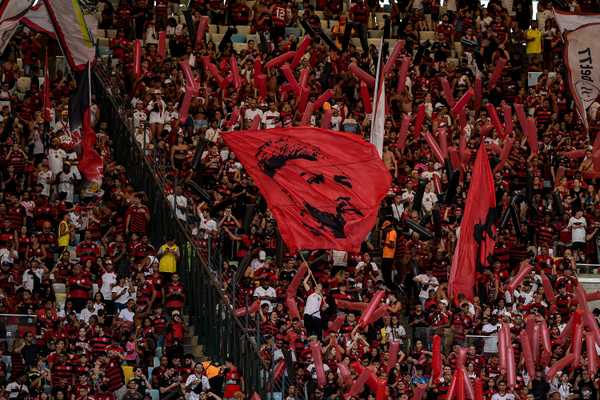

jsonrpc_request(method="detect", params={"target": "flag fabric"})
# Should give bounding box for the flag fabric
[42,51,51,122]
[448,145,496,301]
[21,2,55,38]
[70,64,103,182]
[223,127,391,251]
[42,0,95,71]
[563,23,600,130]
[371,79,385,157]
[554,9,600,33]
[0,0,35,54]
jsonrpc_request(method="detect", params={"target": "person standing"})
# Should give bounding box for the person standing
[303,275,324,339]
[158,238,180,276]
[222,359,244,400]
[381,219,398,291]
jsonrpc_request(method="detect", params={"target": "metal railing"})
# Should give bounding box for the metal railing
[93,63,280,396]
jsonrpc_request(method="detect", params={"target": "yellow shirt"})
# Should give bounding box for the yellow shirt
[382,229,397,259]
[159,244,178,273]
[526,29,542,54]
[58,220,70,247]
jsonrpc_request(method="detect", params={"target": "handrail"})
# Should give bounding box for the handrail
[93,63,274,394]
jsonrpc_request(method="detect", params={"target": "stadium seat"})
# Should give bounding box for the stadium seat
[149,390,160,400]
[246,34,259,43]
[420,31,435,41]
[106,29,117,39]
[95,29,106,38]
[320,19,329,30]
[315,11,324,19]
[208,24,219,33]
[236,25,251,35]
[210,33,224,43]
[231,33,247,43]
[16,77,31,92]
[369,30,383,38]
[233,43,248,52]
[246,1,255,8]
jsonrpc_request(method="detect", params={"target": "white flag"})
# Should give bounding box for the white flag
[22,2,55,38]
[0,0,35,54]
[564,23,600,129]
[554,9,600,33]
[371,80,385,157]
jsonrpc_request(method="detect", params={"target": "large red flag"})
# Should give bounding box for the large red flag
[223,127,391,251]
[448,144,496,301]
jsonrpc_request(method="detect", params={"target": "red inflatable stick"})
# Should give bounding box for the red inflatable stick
[474,379,484,400]
[358,290,385,328]
[254,57,263,76]
[180,60,199,90]
[310,341,326,386]
[313,89,334,109]
[285,296,301,320]
[328,313,346,332]
[230,56,242,89]
[441,78,455,108]
[573,323,584,367]
[133,39,142,78]
[300,102,314,126]
[486,103,506,139]
[280,64,301,95]
[234,300,261,317]
[502,104,513,136]
[463,372,475,400]
[446,372,458,400]
[286,262,308,297]
[456,369,465,400]
[158,31,167,58]
[299,67,310,87]
[459,131,469,165]
[488,58,507,90]
[178,90,194,124]
[587,291,600,302]
[290,36,312,69]
[575,284,600,346]
[506,341,517,388]
[205,62,225,87]
[546,353,575,380]
[456,347,468,369]
[413,104,426,137]
[526,117,538,154]
[360,81,372,114]
[586,332,599,376]
[337,363,352,387]
[424,132,445,163]
[493,137,514,173]
[297,86,310,113]
[266,51,296,69]
[320,109,333,129]
[438,128,448,158]
[387,341,401,373]
[396,114,411,151]
[225,107,240,128]
[335,299,368,311]
[520,331,536,378]
[195,16,209,46]
[383,40,405,76]
[561,149,586,159]
[397,56,411,94]
[514,103,528,133]
[431,335,442,381]
[348,369,370,397]
[507,262,533,292]
[540,321,552,355]
[540,272,556,303]
[366,305,388,324]
[350,63,375,87]
[254,74,267,98]
[375,379,387,400]
[449,147,462,170]
[249,114,261,130]
[451,88,474,116]
[498,324,507,370]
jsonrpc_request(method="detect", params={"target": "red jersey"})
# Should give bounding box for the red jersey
[67,276,92,300]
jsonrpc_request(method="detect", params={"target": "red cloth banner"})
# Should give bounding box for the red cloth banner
[223,127,391,251]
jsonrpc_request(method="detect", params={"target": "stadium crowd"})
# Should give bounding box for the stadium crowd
[3,0,600,399]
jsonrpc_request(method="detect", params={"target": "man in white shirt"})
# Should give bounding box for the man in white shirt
[184,363,211,400]
[422,184,438,213]
[253,280,277,312]
[118,299,136,322]
[100,262,117,304]
[243,99,263,128]
[568,209,587,250]
[413,270,439,305]
[262,102,281,129]
[166,186,189,222]
[79,300,97,323]
[390,194,404,222]
[304,283,324,339]
[491,381,515,400]
[133,101,148,128]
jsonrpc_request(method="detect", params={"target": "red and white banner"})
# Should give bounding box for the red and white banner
[563,23,600,129]
[42,0,95,71]
[554,9,600,33]
[0,0,35,54]
[22,2,55,38]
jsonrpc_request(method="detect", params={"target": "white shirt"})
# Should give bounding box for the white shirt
[391,202,404,221]
[422,191,438,212]
[79,307,97,323]
[48,148,67,175]
[112,285,134,304]
[6,382,28,399]
[253,286,277,312]
[100,272,117,300]
[185,374,210,400]
[304,292,322,318]
[37,169,53,197]
[568,216,587,243]
[133,110,147,128]
[118,308,135,322]
[167,194,188,221]
[57,168,81,203]
[244,108,263,127]
[414,274,439,299]
[491,393,515,400]
[262,110,281,129]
